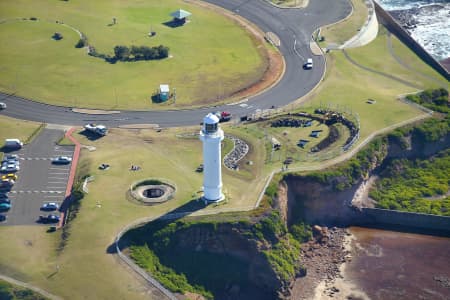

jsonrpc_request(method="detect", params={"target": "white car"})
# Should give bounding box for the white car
[0,102,6,110]
[304,58,313,69]
[52,156,72,164]
[1,164,19,172]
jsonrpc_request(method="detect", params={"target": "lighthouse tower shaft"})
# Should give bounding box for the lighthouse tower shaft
[199,113,225,202]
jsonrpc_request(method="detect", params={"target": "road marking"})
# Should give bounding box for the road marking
[49,167,69,170]
[293,38,305,61]
[10,190,64,194]
[48,172,68,175]
[48,181,67,183]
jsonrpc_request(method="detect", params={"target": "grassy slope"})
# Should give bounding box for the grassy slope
[305,30,435,140]
[0,0,266,109]
[0,115,41,146]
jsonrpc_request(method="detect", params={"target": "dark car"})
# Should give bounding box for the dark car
[52,156,72,164]
[0,214,6,222]
[0,203,11,211]
[39,214,60,224]
[40,202,59,211]
[0,198,10,204]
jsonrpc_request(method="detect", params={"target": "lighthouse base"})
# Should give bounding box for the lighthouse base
[202,193,225,203]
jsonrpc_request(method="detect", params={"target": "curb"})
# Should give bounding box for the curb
[58,127,81,228]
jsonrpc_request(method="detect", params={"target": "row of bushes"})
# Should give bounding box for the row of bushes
[87,44,169,63]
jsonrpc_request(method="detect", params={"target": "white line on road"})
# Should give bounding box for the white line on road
[49,167,69,171]
[48,181,67,183]
[48,173,68,175]
[293,38,305,61]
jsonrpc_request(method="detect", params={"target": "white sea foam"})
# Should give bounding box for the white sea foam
[377,0,450,60]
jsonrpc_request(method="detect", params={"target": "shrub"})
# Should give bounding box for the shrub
[290,222,312,242]
[75,38,86,48]
[52,32,63,40]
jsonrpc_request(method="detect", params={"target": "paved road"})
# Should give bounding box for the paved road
[0,0,351,127]
[0,129,74,225]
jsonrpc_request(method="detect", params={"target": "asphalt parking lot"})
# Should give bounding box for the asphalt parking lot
[0,128,74,225]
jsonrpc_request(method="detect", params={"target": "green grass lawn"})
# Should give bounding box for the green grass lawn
[0,0,268,110]
[0,115,42,147]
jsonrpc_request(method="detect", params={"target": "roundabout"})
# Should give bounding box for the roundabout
[0,0,352,127]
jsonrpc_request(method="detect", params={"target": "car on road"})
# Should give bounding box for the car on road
[304,58,313,69]
[0,203,11,211]
[0,214,6,222]
[2,173,17,181]
[41,202,59,211]
[52,156,72,164]
[38,214,60,224]
[0,102,6,110]
[1,163,19,172]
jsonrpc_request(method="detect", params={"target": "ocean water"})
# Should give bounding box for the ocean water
[377,0,450,61]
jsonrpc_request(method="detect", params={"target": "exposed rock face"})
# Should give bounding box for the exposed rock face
[285,129,450,227]
[171,223,282,297]
[285,176,361,226]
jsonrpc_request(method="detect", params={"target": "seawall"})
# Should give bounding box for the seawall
[356,207,450,235]
[374,1,450,81]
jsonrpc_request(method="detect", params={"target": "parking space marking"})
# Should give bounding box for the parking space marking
[10,190,64,194]
[48,172,68,175]
[48,181,67,183]
[49,167,69,170]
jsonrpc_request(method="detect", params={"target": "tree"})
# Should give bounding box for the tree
[114,45,130,60]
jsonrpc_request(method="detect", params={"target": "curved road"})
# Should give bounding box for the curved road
[0,0,351,127]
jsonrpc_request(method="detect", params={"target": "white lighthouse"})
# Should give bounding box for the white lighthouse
[199,113,225,202]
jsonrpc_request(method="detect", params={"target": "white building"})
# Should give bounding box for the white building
[199,113,225,202]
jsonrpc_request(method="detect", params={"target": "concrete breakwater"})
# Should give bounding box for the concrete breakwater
[355,207,450,235]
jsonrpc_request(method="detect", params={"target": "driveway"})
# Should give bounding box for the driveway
[0,128,74,225]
